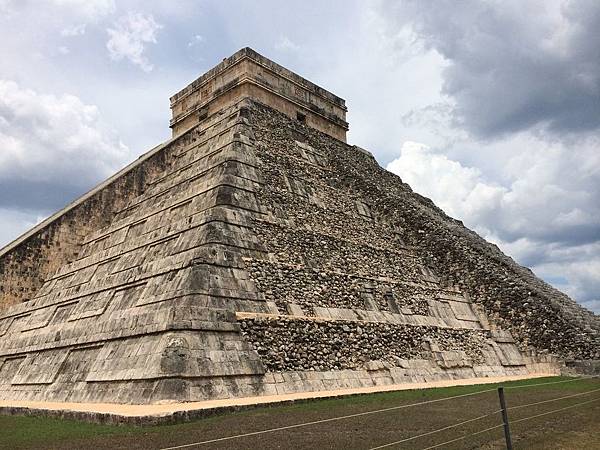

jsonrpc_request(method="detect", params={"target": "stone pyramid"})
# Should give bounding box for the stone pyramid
[0,48,598,405]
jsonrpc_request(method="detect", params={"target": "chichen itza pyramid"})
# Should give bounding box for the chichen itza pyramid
[0,48,598,405]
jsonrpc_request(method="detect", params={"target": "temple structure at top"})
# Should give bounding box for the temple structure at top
[169,47,349,141]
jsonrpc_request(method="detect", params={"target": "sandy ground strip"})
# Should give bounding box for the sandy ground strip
[0,372,557,418]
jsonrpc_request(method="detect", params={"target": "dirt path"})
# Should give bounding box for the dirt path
[0,373,556,420]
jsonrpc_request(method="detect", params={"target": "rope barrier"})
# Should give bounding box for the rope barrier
[413,387,600,450]
[158,377,598,450]
[504,376,597,390]
[417,424,504,450]
[157,388,498,450]
[508,387,600,411]
[511,397,600,425]
[366,410,501,450]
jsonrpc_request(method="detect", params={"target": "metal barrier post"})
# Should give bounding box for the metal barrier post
[498,387,513,450]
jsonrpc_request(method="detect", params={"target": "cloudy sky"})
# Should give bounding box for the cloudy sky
[0,0,598,313]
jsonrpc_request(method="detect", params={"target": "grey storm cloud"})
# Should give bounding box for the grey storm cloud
[0,180,86,212]
[0,80,130,213]
[379,0,600,312]
[383,0,600,138]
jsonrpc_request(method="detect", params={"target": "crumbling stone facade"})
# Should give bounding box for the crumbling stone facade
[0,48,596,405]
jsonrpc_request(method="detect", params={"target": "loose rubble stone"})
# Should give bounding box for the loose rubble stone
[240,317,487,372]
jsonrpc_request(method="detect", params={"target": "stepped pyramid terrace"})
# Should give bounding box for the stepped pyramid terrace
[0,48,598,406]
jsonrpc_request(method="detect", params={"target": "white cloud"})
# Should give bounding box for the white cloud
[187,34,204,47]
[0,0,13,15]
[386,141,507,228]
[106,12,162,72]
[1,0,114,20]
[275,36,300,52]
[51,0,115,20]
[386,136,600,313]
[534,254,600,313]
[0,80,129,210]
[61,23,86,37]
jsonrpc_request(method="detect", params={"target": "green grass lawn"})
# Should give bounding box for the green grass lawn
[1,376,598,450]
